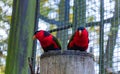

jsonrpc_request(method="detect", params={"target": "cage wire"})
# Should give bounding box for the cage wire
[35,0,120,74]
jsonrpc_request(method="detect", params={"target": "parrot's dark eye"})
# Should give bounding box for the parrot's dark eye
[77,27,85,31]
[34,31,40,35]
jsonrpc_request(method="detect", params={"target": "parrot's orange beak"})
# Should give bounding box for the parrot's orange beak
[79,30,82,36]
[33,35,36,40]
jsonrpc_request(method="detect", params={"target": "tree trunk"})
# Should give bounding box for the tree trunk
[5,0,36,74]
[40,50,95,74]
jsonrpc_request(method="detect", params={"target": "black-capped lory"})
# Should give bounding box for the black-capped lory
[67,27,89,51]
[33,30,61,52]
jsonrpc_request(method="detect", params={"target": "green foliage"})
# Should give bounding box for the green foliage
[0,64,5,74]
[69,14,73,23]
[0,7,2,13]
[87,16,95,23]
[40,0,50,17]
[50,25,57,36]
[0,0,12,23]
[0,7,2,21]
[4,16,12,24]
[0,0,12,72]
[40,0,59,18]
[4,0,13,6]
[89,26,95,31]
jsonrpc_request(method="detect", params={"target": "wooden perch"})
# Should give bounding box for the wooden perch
[40,50,95,74]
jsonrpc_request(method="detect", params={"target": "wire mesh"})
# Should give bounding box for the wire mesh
[36,0,120,74]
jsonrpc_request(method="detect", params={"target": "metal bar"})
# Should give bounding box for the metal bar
[62,0,70,49]
[48,25,72,33]
[64,0,70,23]
[99,0,104,74]
[39,13,118,29]
[32,0,40,73]
[72,0,78,32]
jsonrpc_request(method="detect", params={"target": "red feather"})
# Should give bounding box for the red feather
[34,30,61,52]
[68,28,89,51]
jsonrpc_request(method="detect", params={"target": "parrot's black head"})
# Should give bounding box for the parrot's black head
[77,26,85,31]
[34,31,40,35]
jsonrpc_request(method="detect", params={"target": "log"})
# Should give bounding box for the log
[40,50,95,74]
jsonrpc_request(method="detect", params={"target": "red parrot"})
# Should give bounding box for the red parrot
[33,30,61,52]
[67,27,89,51]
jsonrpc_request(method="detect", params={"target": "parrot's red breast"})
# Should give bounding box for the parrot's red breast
[68,27,89,51]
